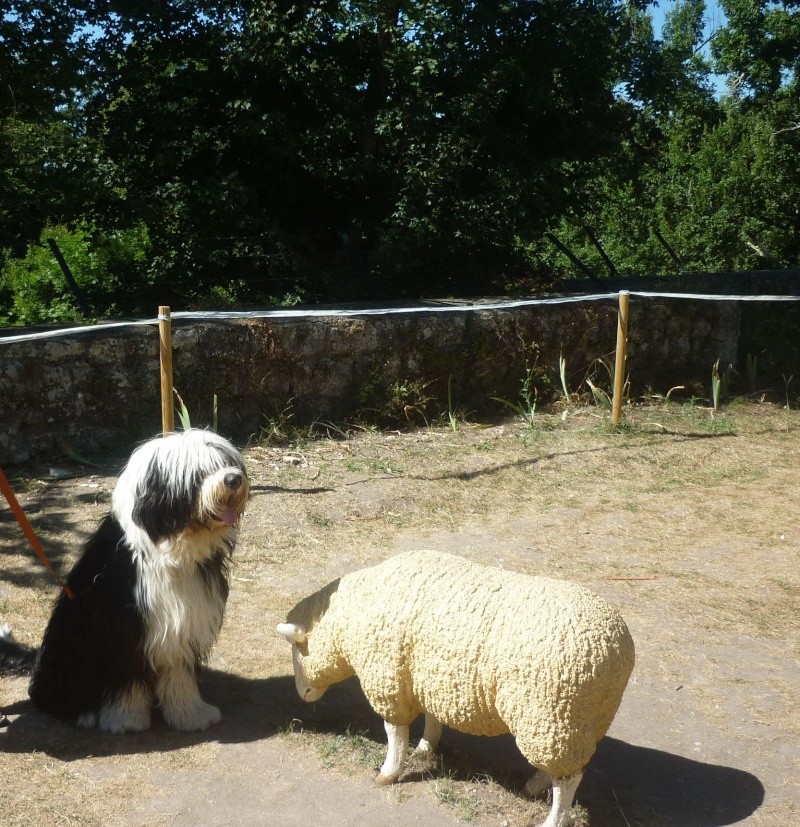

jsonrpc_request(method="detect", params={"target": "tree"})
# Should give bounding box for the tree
[0,2,114,254]
[538,1,724,278]
[8,1,799,321]
[74,1,642,302]
[541,1,800,278]
[713,0,800,99]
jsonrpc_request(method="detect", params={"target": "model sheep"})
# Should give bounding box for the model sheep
[277,550,635,827]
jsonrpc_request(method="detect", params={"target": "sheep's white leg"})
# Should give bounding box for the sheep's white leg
[375,721,409,785]
[416,713,443,753]
[536,773,583,827]
[524,768,552,798]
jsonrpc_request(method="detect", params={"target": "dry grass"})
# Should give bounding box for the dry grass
[2,400,799,826]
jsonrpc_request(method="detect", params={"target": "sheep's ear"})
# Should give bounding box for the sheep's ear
[277,622,308,644]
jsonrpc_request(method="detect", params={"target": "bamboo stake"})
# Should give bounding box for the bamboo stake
[159,305,175,434]
[611,291,630,426]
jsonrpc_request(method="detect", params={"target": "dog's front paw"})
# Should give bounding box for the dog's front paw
[163,699,221,731]
[93,685,153,733]
[99,704,152,733]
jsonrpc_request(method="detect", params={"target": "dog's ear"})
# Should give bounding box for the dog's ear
[131,457,195,542]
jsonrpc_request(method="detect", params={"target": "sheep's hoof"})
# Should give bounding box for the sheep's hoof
[374,772,397,786]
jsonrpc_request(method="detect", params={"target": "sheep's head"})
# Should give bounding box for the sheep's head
[278,578,348,702]
[276,622,327,702]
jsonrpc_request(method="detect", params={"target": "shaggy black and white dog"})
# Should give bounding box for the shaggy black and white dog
[0,429,249,733]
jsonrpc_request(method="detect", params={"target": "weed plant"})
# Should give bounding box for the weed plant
[491,360,539,427]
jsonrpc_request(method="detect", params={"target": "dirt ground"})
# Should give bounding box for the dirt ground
[1,401,799,827]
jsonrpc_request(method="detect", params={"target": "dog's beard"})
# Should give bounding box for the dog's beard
[195,466,249,529]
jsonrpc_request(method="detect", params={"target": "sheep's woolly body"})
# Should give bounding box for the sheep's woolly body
[287,550,634,779]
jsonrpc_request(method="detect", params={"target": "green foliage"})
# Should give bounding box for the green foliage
[587,378,613,410]
[0,0,645,318]
[713,0,800,99]
[492,360,541,427]
[446,377,459,432]
[711,358,731,411]
[386,378,434,424]
[2,0,800,323]
[1,222,151,324]
[174,390,193,431]
[539,1,800,280]
[783,373,794,410]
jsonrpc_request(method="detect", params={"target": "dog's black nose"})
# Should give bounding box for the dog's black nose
[224,471,243,490]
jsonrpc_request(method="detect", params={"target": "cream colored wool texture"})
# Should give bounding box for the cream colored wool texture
[286,550,635,778]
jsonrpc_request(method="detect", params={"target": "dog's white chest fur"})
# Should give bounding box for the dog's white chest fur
[137,543,227,668]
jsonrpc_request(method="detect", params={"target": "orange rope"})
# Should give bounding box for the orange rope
[0,466,75,600]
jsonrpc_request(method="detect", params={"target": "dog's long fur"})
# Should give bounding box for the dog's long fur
[0,429,248,733]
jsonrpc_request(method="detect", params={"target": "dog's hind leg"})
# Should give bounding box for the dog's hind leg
[155,663,220,731]
[97,683,152,733]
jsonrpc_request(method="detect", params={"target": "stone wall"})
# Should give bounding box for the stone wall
[0,286,751,466]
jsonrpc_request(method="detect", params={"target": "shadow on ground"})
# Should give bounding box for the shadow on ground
[1,667,764,827]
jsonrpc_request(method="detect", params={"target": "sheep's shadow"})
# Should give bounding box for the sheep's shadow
[2,669,764,827]
[580,736,765,826]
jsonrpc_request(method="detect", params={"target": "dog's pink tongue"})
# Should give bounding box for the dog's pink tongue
[222,507,239,526]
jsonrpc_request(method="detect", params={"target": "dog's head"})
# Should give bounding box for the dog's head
[113,429,249,546]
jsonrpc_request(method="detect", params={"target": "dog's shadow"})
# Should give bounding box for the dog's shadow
[2,669,764,827]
